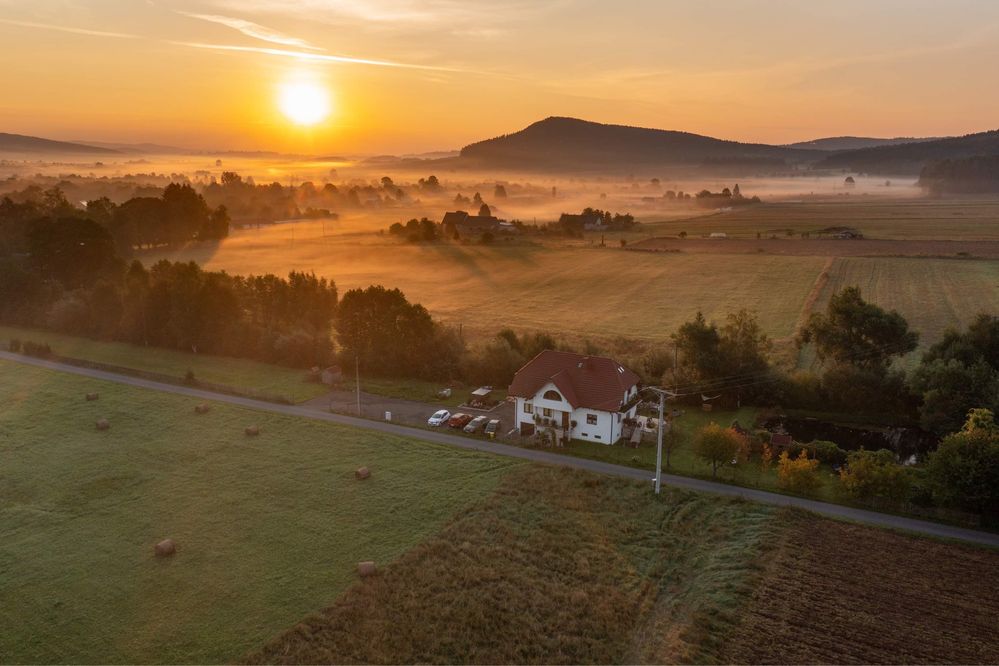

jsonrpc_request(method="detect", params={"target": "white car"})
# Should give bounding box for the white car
[427,409,451,427]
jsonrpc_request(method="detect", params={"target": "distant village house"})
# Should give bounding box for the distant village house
[441,211,515,238]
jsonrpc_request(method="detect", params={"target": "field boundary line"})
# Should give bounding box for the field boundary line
[3,350,998,548]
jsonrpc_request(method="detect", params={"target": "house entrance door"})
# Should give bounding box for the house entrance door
[561,412,570,430]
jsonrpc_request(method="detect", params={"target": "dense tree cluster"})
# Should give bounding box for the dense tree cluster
[334,285,460,380]
[911,314,999,434]
[387,217,439,242]
[919,155,999,194]
[671,309,774,404]
[794,286,918,415]
[693,184,761,208]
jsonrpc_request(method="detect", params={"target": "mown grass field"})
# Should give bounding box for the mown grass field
[0,360,519,664]
[807,257,999,366]
[142,197,999,362]
[0,325,329,403]
[247,465,999,665]
[148,234,825,345]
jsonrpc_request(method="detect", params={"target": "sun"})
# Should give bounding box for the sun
[277,81,331,126]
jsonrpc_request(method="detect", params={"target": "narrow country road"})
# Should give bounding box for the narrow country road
[3,350,998,548]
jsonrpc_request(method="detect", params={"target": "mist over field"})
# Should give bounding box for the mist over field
[4,2,999,664]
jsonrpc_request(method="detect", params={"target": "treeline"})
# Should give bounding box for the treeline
[693,184,761,209]
[0,183,229,258]
[0,193,337,365]
[0,258,338,366]
[919,155,999,194]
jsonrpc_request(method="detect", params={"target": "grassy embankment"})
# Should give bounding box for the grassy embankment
[0,324,329,403]
[0,360,519,664]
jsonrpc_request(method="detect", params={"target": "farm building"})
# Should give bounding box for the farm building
[508,350,640,444]
[559,212,605,232]
[441,211,505,237]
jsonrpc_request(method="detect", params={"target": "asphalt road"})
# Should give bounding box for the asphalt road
[3,350,997,548]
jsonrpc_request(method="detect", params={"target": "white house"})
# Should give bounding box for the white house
[508,350,641,445]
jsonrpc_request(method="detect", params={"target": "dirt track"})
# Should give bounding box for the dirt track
[630,237,999,257]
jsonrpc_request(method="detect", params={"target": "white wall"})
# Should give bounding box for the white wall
[514,380,638,445]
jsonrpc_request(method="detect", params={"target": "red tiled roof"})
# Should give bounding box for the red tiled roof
[508,350,640,411]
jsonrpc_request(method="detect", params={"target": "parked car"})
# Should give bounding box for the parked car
[448,412,473,428]
[484,419,501,438]
[427,409,451,427]
[464,415,488,433]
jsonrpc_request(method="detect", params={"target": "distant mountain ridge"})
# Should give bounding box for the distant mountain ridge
[0,133,120,155]
[456,117,820,172]
[785,136,942,152]
[817,129,999,174]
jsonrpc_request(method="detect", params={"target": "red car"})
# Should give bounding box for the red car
[448,412,473,428]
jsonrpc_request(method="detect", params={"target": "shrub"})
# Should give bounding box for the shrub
[777,450,821,494]
[693,423,747,478]
[838,448,910,505]
[8,338,21,352]
[808,440,847,465]
[183,369,197,385]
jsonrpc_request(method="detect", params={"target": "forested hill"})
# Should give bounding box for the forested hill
[919,155,999,194]
[816,129,999,174]
[456,117,820,171]
[0,133,120,155]
[786,136,940,151]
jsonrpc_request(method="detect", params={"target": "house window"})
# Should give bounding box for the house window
[543,390,563,402]
[586,414,598,425]
[523,402,533,415]
[543,407,553,418]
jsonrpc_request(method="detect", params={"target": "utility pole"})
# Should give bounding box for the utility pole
[643,386,673,495]
[655,389,665,495]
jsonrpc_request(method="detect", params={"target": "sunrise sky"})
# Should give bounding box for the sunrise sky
[3,0,999,154]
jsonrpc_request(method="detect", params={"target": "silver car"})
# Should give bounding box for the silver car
[464,415,488,433]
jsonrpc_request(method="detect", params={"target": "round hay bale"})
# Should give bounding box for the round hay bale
[85,392,99,401]
[154,538,177,557]
[357,561,376,578]
[355,466,371,480]
[244,425,260,436]
[194,403,210,414]
[95,418,110,431]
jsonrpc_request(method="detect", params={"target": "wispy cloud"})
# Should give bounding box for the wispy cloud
[0,17,137,39]
[176,12,321,50]
[209,0,561,29]
[171,41,462,71]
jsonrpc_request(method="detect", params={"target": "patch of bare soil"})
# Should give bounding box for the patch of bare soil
[630,237,999,257]
[721,514,999,664]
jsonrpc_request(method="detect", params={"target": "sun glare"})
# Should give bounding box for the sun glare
[277,81,331,126]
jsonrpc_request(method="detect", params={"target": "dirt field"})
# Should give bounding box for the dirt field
[630,237,999,258]
[635,198,999,241]
[722,514,999,664]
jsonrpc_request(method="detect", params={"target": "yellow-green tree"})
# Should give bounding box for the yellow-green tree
[777,450,821,494]
[693,423,746,478]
